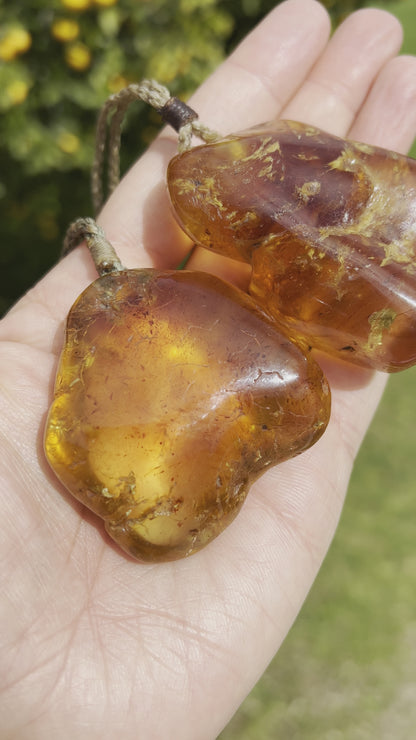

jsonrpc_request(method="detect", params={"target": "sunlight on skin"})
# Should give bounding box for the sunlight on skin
[1,2,416,738]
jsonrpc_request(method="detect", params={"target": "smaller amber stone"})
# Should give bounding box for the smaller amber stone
[44,269,330,562]
[167,121,416,371]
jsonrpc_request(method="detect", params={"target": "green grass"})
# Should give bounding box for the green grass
[383,0,416,55]
[220,2,416,736]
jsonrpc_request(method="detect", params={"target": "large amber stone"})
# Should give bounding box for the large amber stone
[168,121,416,372]
[44,269,330,562]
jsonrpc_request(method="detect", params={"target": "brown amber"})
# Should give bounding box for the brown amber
[44,269,330,562]
[168,120,416,371]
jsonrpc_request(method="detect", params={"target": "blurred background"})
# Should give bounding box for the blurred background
[1,1,416,737]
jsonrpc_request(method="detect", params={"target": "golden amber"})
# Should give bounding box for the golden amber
[45,269,330,562]
[168,121,416,371]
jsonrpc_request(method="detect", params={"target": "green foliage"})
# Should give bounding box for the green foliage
[0,0,235,311]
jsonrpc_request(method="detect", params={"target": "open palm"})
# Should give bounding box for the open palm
[1,2,416,738]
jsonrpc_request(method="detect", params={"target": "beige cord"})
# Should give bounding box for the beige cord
[91,79,221,215]
[62,79,221,266]
[62,217,125,275]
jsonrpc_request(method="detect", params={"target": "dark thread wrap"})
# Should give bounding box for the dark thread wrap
[158,97,198,132]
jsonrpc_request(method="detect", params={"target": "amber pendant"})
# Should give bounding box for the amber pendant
[168,120,416,372]
[45,268,330,562]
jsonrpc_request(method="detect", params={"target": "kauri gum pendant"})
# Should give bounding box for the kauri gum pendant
[44,268,330,562]
[167,120,416,372]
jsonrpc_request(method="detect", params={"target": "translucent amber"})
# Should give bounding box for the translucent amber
[168,121,416,371]
[44,269,330,562]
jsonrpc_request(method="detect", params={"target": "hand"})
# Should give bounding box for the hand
[1,2,416,737]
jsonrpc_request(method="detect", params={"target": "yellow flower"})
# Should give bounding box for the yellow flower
[58,131,80,154]
[65,42,91,71]
[61,0,91,10]
[93,0,118,6]
[107,74,128,93]
[6,79,30,105]
[52,19,80,43]
[0,28,32,61]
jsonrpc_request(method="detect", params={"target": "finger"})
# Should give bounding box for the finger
[281,8,403,133]
[189,0,332,130]
[349,54,416,152]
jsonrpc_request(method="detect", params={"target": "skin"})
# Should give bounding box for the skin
[1,1,416,737]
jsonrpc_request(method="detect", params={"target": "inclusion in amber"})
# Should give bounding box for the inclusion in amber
[44,269,330,562]
[168,120,416,372]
